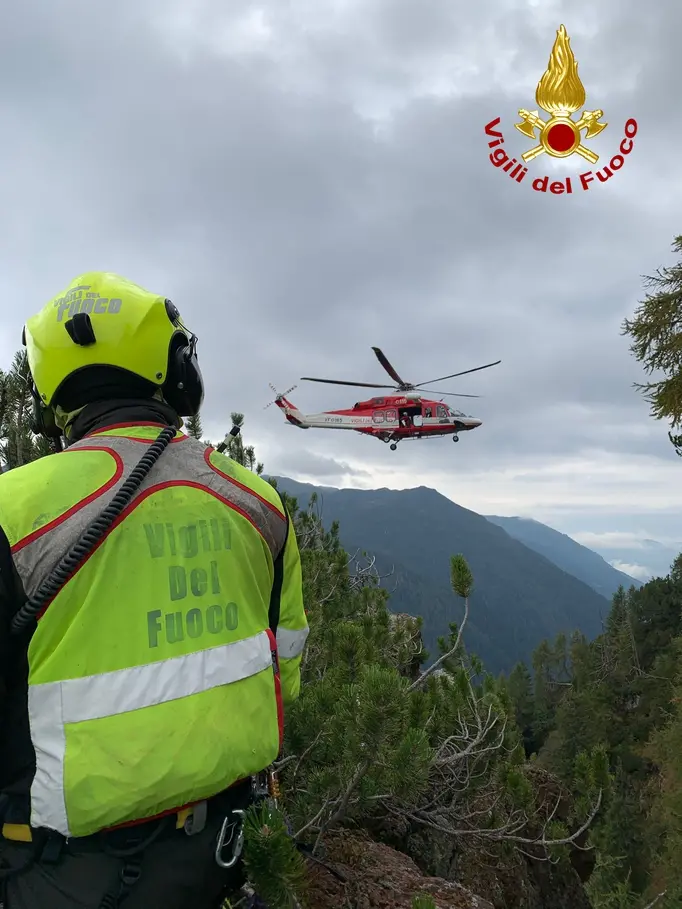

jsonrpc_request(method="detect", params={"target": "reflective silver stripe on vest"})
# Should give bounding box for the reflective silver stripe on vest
[29,631,274,836]
[276,625,309,659]
[12,434,288,599]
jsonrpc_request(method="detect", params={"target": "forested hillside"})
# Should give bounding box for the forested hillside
[504,567,682,908]
[274,477,611,674]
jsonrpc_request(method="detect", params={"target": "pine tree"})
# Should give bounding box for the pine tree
[531,637,570,749]
[605,587,628,637]
[644,645,682,904]
[622,234,682,455]
[185,411,203,440]
[569,630,592,693]
[521,561,682,908]
[0,350,56,469]
[586,764,648,904]
[224,413,263,474]
[507,661,535,754]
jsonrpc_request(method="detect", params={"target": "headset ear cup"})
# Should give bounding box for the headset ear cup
[40,407,62,439]
[163,337,204,416]
[23,332,60,440]
[30,387,61,439]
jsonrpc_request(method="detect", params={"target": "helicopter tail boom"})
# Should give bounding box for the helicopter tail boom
[267,385,310,428]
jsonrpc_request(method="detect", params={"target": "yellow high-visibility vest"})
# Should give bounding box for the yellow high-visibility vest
[0,424,308,838]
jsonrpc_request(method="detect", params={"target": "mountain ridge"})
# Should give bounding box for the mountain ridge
[484,514,641,597]
[273,477,612,674]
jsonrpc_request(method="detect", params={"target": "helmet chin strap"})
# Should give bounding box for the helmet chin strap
[54,405,85,443]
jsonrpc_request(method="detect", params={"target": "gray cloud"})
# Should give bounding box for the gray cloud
[609,560,651,582]
[269,449,372,482]
[1,0,681,544]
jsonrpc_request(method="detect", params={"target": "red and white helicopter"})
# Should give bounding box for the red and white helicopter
[267,347,500,451]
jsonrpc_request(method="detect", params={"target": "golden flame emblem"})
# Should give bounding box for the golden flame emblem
[515,25,607,163]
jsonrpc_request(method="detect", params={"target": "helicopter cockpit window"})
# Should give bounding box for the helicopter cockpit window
[436,404,447,418]
[424,406,433,419]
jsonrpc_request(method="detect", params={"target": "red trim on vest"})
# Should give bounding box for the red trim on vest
[86,422,187,443]
[267,628,285,749]
[204,447,285,521]
[105,777,251,831]
[34,480,275,621]
[12,448,125,555]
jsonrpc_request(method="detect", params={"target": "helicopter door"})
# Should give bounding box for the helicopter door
[436,404,449,423]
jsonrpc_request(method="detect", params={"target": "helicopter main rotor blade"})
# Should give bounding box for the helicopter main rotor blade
[371,347,408,387]
[300,377,396,390]
[414,360,501,387]
[418,388,481,398]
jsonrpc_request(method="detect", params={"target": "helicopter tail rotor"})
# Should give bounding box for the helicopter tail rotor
[265,383,297,409]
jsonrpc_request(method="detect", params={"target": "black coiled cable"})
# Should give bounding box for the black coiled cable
[10,425,176,635]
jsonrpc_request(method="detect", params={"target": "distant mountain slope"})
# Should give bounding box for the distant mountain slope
[485,515,640,598]
[274,478,611,675]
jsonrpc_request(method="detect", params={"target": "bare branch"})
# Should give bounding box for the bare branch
[407,595,469,693]
[641,893,667,909]
[324,759,370,830]
[273,754,298,771]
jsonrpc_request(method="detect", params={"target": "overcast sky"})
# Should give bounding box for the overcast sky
[1,0,680,578]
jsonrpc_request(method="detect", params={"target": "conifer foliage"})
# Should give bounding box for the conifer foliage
[240,802,308,909]
[185,411,203,440]
[0,350,53,469]
[275,516,602,865]
[623,234,682,455]
[507,560,682,909]
[223,412,263,474]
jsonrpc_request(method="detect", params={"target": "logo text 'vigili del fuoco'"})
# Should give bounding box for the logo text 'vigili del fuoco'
[483,25,637,194]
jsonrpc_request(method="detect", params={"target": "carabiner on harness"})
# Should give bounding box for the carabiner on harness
[215,809,245,869]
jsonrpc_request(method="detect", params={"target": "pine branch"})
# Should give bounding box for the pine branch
[242,802,307,909]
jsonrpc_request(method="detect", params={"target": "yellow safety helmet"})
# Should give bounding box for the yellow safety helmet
[23,272,204,436]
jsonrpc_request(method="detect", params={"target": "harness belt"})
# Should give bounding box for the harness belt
[2,801,204,844]
[1,776,251,845]
[1,824,32,843]
[0,783,253,908]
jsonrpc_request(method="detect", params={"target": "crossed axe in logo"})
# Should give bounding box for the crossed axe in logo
[515,108,607,164]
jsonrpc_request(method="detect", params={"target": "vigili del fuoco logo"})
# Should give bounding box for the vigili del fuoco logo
[483,25,637,194]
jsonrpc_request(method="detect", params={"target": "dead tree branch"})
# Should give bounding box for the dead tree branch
[407,594,469,693]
